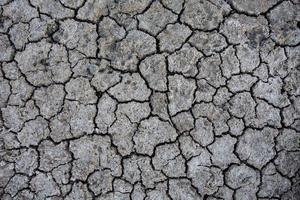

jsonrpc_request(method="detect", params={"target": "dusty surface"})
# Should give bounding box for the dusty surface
[0,0,300,199]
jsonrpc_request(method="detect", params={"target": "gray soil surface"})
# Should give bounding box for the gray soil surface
[0,0,300,199]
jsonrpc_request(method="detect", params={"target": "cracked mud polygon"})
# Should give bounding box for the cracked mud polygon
[0,0,300,199]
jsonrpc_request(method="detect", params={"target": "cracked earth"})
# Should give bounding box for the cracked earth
[0,0,300,199]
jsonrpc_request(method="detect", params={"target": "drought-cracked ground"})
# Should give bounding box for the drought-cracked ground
[0,0,300,199]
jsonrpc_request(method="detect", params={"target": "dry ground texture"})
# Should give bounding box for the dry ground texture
[0,0,300,199]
